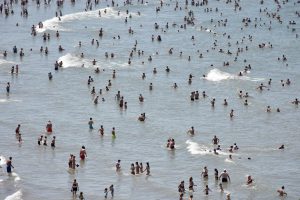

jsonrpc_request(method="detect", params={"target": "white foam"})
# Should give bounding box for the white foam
[225,158,235,163]
[0,155,6,166]
[0,99,22,103]
[11,172,21,182]
[4,190,22,200]
[58,53,98,68]
[205,69,236,81]
[58,53,130,69]
[186,140,212,155]
[36,7,139,33]
[0,59,14,65]
[204,68,265,82]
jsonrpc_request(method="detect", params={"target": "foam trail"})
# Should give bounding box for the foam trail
[0,155,6,166]
[58,53,129,69]
[186,140,211,155]
[0,59,15,65]
[58,53,99,68]
[4,190,22,200]
[204,69,236,81]
[36,7,139,33]
[0,99,22,103]
[12,172,21,182]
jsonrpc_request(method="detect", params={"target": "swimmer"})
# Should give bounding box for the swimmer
[178,181,185,194]
[109,185,114,197]
[48,72,53,80]
[233,143,239,150]
[223,99,228,106]
[88,118,94,130]
[15,124,21,135]
[203,185,211,195]
[149,83,153,90]
[94,96,99,104]
[71,179,79,196]
[257,83,267,91]
[173,83,178,88]
[139,94,144,102]
[6,157,14,174]
[116,160,121,172]
[43,136,47,146]
[212,135,220,145]
[143,162,150,175]
[153,68,157,74]
[247,175,253,185]
[201,166,208,179]
[213,149,219,155]
[277,186,287,197]
[279,144,284,149]
[219,169,230,182]
[138,113,146,121]
[51,136,56,148]
[292,98,299,105]
[46,120,52,133]
[214,169,219,180]
[187,126,195,135]
[38,135,43,145]
[99,125,104,136]
[104,188,108,199]
[79,146,87,160]
[111,127,116,138]
[230,109,234,118]
[78,192,84,200]
[219,183,224,192]
[165,66,170,72]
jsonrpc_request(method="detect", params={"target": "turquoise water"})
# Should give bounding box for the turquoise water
[0,0,300,199]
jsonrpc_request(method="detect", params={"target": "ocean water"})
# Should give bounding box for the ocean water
[0,0,300,199]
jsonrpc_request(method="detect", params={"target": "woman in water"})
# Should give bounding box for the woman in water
[80,146,87,160]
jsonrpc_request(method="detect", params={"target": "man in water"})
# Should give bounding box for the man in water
[212,135,220,145]
[88,118,94,130]
[188,126,195,135]
[219,169,230,182]
[15,124,21,135]
[109,185,114,197]
[116,160,121,172]
[6,157,14,174]
[277,186,287,197]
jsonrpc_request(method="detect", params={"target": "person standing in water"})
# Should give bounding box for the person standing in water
[219,169,231,182]
[109,185,114,197]
[15,124,21,135]
[111,127,116,138]
[277,186,287,197]
[88,118,94,130]
[71,179,79,196]
[143,162,150,175]
[6,157,14,174]
[51,136,56,148]
[212,135,220,145]
[46,120,52,133]
[80,146,87,160]
[116,160,121,172]
[99,125,104,136]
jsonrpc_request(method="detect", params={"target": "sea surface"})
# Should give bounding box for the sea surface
[0,0,300,199]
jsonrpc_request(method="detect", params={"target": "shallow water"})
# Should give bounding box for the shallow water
[0,0,300,199]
